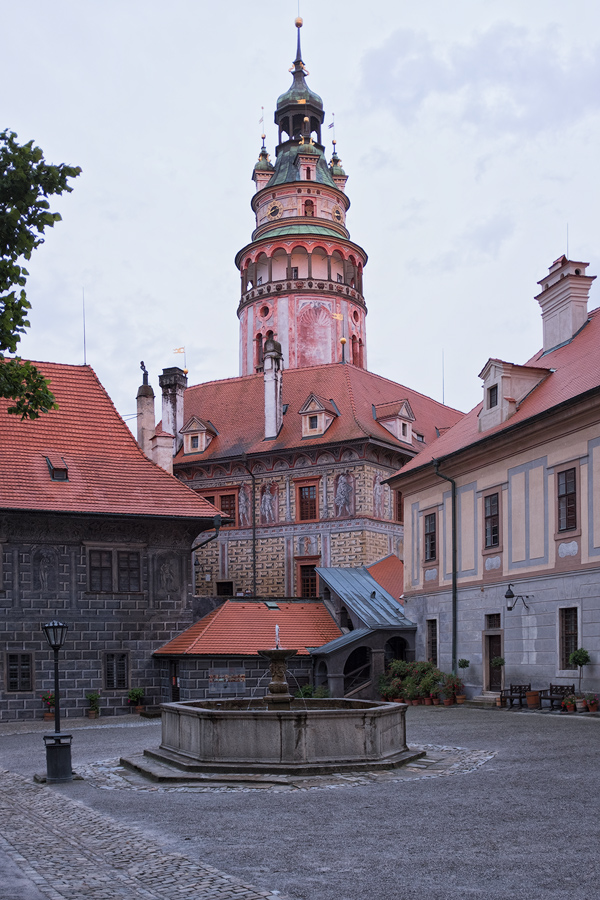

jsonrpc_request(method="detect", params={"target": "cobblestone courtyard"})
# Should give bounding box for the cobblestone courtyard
[0,707,598,899]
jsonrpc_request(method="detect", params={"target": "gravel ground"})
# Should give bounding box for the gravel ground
[0,707,598,900]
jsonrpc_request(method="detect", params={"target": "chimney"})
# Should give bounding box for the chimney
[263,338,284,440]
[136,362,155,460]
[158,367,187,454]
[535,256,596,353]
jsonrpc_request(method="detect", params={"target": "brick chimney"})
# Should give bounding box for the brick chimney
[263,338,283,440]
[158,367,187,454]
[535,256,596,353]
[136,363,155,460]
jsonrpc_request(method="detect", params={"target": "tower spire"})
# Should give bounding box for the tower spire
[295,16,303,64]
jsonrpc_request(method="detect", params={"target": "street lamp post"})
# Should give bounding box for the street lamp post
[42,620,73,783]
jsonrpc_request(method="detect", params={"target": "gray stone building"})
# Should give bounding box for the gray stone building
[0,362,218,721]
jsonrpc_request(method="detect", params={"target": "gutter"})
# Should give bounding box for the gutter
[433,460,457,675]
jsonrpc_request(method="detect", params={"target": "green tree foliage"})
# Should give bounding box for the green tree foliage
[0,130,81,417]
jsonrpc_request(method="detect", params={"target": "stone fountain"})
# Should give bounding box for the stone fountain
[123,631,420,778]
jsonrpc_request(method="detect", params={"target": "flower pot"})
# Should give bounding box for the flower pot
[432,698,440,706]
[455,694,466,704]
[424,697,433,706]
[443,697,454,706]
[43,710,54,721]
[87,710,98,719]
[411,699,420,706]
[588,701,598,713]
[575,698,588,712]
[565,703,575,712]
[135,704,145,714]
[496,697,506,708]
[526,691,540,709]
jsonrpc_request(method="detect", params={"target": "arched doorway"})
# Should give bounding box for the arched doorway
[343,646,371,695]
[384,636,408,668]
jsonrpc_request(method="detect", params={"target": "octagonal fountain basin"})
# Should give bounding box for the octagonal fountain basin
[140,697,419,776]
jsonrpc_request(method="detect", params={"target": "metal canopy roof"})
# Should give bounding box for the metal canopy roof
[316,567,415,628]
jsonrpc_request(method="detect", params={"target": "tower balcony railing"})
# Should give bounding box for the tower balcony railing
[239,277,365,310]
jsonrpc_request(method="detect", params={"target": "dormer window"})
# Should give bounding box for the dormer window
[299,394,339,438]
[181,416,218,454]
[488,384,498,408]
[373,399,415,443]
[45,454,68,481]
[478,359,550,433]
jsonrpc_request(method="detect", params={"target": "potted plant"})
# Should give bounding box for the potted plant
[456,659,470,703]
[86,690,101,718]
[585,693,599,713]
[442,673,463,705]
[568,648,591,694]
[575,695,588,712]
[562,693,577,713]
[41,690,55,721]
[127,687,145,712]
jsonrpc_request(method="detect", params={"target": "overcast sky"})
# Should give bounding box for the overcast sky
[5,0,600,427]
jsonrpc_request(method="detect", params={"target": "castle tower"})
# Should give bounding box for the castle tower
[236,19,368,376]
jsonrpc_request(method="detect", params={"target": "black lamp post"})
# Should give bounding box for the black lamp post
[42,620,73,783]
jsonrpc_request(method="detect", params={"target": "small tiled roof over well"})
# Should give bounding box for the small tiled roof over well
[155,600,342,657]
[0,361,219,520]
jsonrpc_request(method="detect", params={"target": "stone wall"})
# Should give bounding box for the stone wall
[0,512,200,721]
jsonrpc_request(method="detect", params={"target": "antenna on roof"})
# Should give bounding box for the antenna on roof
[82,288,87,365]
[442,349,445,405]
[566,222,569,258]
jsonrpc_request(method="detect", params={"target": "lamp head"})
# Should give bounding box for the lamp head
[42,621,69,651]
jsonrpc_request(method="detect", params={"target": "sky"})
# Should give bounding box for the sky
[4,0,600,427]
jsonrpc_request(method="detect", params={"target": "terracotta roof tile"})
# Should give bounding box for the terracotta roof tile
[155,600,342,656]
[0,361,219,520]
[175,363,462,464]
[366,554,404,601]
[393,306,600,478]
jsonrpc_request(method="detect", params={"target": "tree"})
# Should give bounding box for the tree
[0,130,81,418]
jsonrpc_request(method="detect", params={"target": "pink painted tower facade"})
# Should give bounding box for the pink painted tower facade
[236,20,368,376]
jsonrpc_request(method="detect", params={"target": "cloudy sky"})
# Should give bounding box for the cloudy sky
[4,0,600,427]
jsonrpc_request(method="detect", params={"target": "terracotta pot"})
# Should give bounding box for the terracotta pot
[455,694,466,704]
[496,697,506,708]
[565,703,575,712]
[432,698,440,706]
[526,691,540,709]
[43,710,54,721]
[443,697,454,706]
[87,710,98,719]
[588,702,598,713]
[424,697,433,706]
[411,699,420,706]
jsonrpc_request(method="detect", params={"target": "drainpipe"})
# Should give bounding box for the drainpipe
[240,457,257,598]
[434,460,457,675]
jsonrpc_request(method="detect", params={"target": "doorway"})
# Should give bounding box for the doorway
[486,634,502,691]
[169,660,180,702]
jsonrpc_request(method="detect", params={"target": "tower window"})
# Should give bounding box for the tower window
[306,168,311,180]
[291,267,299,279]
[304,199,314,217]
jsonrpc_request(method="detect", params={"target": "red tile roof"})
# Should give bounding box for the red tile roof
[155,600,342,656]
[366,554,404,601]
[393,306,600,478]
[0,361,219,520]
[175,363,462,464]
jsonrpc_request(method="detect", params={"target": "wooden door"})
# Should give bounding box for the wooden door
[487,635,502,690]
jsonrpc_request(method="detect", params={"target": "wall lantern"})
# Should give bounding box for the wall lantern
[505,584,531,611]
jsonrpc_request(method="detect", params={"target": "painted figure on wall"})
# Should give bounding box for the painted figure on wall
[334,472,354,517]
[34,548,57,593]
[373,472,385,519]
[260,482,278,525]
[238,483,251,527]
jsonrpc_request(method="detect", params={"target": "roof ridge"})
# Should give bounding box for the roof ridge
[343,365,371,439]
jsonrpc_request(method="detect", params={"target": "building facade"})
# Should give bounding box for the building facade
[0,363,218,721]
[139,22,462,611]
[387,256,600,696]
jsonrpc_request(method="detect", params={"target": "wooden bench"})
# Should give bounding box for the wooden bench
[500,684,531,708]
[539,684,575,709]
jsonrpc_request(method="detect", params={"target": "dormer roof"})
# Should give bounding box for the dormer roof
[373,399,415,422]
[180,416,218,436]
[298,393,340,417]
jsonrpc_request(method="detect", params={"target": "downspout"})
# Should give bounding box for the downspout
[433,460,457,675]
[240,457,257,597]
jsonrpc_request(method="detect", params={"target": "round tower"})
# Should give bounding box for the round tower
[235,19,368,376]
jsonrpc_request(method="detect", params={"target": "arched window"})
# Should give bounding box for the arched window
[351,335,359,366]
[256,333,263,369]
[343,647,371,695]
[304,199,314,217]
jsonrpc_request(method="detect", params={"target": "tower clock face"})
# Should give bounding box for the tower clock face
[333,206,343,223]
[267,201,283,220]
